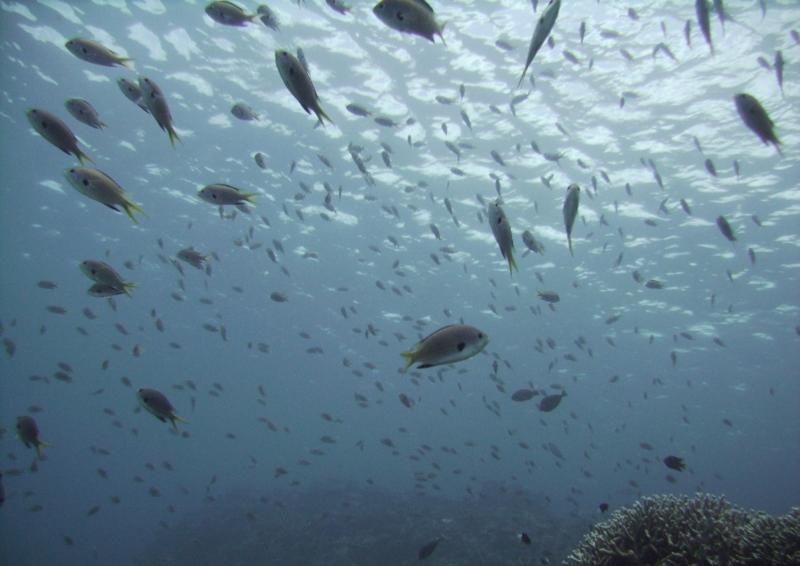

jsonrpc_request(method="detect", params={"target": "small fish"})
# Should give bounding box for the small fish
[538,391,565,412]
[521,230,545,255]
[88,283,126,298]
[417,537,442,560]
[254,152,267,169]
[734,94,781,155]
[345,103,371,117]
[17,416,49,458]
[401,324,488,371]
[26,108,92,164]
[538,290,560,303]
[326,0,351,15]
[65,99,106,129]
[663,455,685,471]
[488,200,517,274]
[117,78,149,113]
[511,389,536,402]
[137,388,188,432]
[231,102,259,121]
[716,215,736,242]
[518,532,532,545]
[64,167,145,222]
[562,184,580,256]
[205,1,256,26]
[695,0,714,55]
[774,50,784,93]
[599,502,609,512]
[65,38,132,68]
[80,260,135,296]
[139,76,180,147]
[518,0,561,87]
[199,184,257,206]
[257,4,280,30]
[275,49,332,126]
[373,0,446,44]
[177,248,207,270]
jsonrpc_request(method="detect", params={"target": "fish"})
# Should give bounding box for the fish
[275,49,332,126]
[205,1,256,26]
[401,324,488,371]
[257,4,280,30]
[521,230,545,255]
[562,183,580,256]
[88,283,126,298]
[177,248,208,270]
[417,537,442,560]
[695,0,713,55]
[231,103,259,121]
[716,215,736,242]
[65,98,106,129]
[538,290,560,303]
[538,391,565,412]
[254,152,267,169]
[518,532,532,545]
[345,103,371,117]
[198,184,257,206]
[117,78,149,113]
[26,108,92,165]
[663,455,685,471]
[518,0,561,87]
[65,38,132,68]
[16,416,49,458]
[774,50,784,93]
[326,0,351,15]
[137,388,188,432]
[511,389,536,402]
[734,94,781,154]
[138,76,180,147]
[487,200,517,274]
[372,0,446,44]
[599,502,609,512]
[80,260,135,296]
[64,167,145,223]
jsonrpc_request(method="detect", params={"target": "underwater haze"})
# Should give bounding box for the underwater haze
[0,0,799,564]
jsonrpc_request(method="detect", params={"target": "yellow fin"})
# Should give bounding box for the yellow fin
[122,199,146,224]
[400,350,416,372]
[167,125,181,148]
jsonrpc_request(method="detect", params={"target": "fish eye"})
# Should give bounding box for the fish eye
[478,333,484,339]
[69,168,75,173]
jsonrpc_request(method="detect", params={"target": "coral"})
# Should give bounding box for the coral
[564,493,800,566]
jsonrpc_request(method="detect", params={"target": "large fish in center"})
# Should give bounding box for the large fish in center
[401,324,489,370]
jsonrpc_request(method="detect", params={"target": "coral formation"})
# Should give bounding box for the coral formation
[565,493,800,565]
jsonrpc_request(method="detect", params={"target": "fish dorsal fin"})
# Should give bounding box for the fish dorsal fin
[94,169,125,192]
[296,48,310,75]
[412,0,435,13]
[420,324,457,343]
[216,183,241,192]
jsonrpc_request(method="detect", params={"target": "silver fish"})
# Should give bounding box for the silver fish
[518,0,561,87]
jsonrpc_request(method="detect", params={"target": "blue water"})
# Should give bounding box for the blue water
[0,1,798,564]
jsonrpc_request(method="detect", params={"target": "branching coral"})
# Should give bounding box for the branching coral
[564,493,800,566]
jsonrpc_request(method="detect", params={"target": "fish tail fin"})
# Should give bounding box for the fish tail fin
[517,65,529,89]
[400,351,416,372]
[437,22,447,46]
[75,148,93,165]
[35,440,50,458]
[508,250,518,274]
[568,236,574,257]
[122,281,136,296]
[170,414,189,432]
[242,192,258,205]
[122,200,146,224]
[167,125,181,148]
[119,57,135,70]
[316,106,333,126]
